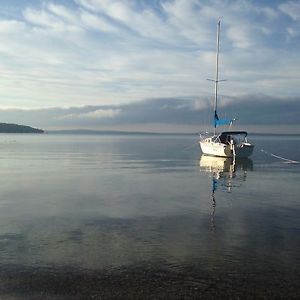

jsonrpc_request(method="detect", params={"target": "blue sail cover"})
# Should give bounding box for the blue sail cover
[214,111,232,127]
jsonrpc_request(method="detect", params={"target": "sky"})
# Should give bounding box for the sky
[0,0,299,133]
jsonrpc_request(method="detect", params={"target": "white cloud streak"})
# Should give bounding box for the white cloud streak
[279,1,300,20]
[59,108,121,120]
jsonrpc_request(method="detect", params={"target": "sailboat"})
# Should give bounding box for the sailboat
[199,19,254,158]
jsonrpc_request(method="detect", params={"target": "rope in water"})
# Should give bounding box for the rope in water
[260,149,299,164]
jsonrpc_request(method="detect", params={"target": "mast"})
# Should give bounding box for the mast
[206,18,225,135]
[213,19,221,135]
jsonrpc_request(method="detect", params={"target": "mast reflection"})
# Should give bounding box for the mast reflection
[199,155,253,230]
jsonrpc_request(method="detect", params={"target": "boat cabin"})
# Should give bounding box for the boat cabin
[218,131,248,145]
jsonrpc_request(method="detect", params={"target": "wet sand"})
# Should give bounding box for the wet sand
[0,263,299,299]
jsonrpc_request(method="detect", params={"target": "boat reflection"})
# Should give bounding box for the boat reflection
[199,155,253,192]
[199,155,253,230]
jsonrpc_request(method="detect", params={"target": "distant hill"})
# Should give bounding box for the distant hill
[0,123,44,133]
[49,129,164,135]
[48,129,194,135]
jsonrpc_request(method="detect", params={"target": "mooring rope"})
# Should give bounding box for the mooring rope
[260,149,299,164]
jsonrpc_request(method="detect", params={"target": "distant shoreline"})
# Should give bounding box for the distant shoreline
[46,129,300,137]
[1,124,298,136]
[0,123,44,134]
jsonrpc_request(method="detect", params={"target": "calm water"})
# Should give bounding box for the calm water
[0,133,299,298]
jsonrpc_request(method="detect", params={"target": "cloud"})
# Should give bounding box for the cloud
[23,7,66,30]
[0,0,298,120]
[0,20,25,33]
[59,108,121,120]
[47,3,77,23]
[80,11,118,32]
[226,25,254,49]
[279,1,300,21]
[0,95,299,133]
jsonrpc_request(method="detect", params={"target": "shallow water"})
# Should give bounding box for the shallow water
[0,133,299,298]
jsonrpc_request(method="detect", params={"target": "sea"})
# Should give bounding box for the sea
[0,133,299,299]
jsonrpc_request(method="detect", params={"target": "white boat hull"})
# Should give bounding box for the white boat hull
[199,140,254,158]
